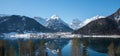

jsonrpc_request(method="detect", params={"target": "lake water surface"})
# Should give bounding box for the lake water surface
[0,37,120,56]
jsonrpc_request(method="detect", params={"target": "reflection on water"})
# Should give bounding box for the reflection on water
[116,43,120,56]
[71,38,90,56]
[108,41,120,56]
[0,37,120,56]
[71,37,82,56]
[108,42,115,56]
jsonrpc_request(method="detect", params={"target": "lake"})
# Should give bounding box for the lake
[0,37,120,56]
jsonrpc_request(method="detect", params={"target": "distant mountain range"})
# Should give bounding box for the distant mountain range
[69,18,81,30]
[0,14,73,33]
[33,15,73,32]
[73,8,120,35]
[1,8,120,35]
[0,15,54,33]
[69,16,105,30]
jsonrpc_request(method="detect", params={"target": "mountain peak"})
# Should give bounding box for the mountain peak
[50,15,60,20]
[46,14,73,32]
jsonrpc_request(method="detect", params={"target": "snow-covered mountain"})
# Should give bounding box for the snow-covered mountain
[73,8,120,35]
[34,17,47,25]
[69,15,105,30]
[0,15,54,33]
[45,15,73,32]
[69,18,81,30]
[79,15,105,28]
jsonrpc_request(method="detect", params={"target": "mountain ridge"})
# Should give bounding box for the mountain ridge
[0,15,54,33]
[73,8,120,35]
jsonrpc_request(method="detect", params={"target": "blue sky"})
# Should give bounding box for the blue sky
[0,0,120,23]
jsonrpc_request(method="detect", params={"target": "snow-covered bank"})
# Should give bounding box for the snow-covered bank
[1,32,72,38]
[1,32,120,39]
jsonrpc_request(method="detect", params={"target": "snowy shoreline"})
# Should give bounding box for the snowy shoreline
[1,32,120,39]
